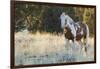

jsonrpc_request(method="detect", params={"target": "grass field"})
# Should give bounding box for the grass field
[15,30,95,66]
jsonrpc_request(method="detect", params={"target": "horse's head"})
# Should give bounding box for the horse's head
[60,12,74,29]
[60,12,66,29]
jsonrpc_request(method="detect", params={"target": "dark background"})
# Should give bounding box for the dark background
[14,2,95,36]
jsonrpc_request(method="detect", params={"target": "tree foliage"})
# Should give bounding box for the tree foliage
[14,3,95,36]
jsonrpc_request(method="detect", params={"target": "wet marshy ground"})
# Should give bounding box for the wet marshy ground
[15,31,94,66]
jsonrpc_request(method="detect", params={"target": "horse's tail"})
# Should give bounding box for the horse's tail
[85,23,89,47]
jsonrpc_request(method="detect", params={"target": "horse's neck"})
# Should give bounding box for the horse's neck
[66,15,74,23]
[65,15,75,30]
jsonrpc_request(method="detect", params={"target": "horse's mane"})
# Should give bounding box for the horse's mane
[65,14,74,23]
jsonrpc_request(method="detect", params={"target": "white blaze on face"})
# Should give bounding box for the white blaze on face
[60,12,66,29]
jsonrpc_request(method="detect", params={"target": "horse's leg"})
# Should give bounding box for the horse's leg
[78,40,83,54]
[84,24,89,54]
[72,38,76,52]
[73,37,76,47]
[83,38,88,54]
[64,38,69,49]
[80,37,89,57]
[71,37,78,56]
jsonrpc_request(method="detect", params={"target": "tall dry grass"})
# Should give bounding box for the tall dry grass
[15,30,95,65]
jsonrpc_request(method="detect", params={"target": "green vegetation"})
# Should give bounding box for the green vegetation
[14,3,95,36]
